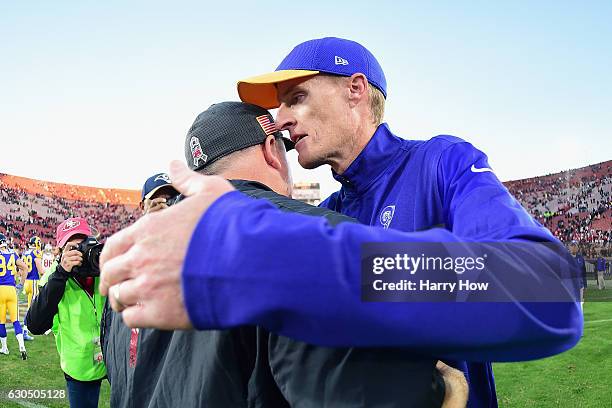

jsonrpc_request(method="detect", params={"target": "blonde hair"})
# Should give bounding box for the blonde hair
[368,83,385,126]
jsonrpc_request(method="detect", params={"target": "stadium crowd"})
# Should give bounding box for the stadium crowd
[0,174,139,249]
[505,161,611,258]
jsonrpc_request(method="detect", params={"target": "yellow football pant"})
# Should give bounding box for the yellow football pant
[25,279,40,308]
[0,285,18,324]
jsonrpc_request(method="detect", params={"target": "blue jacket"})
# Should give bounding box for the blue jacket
[182,124,583,408]
[596,257,607,271]
[575,254,587,287]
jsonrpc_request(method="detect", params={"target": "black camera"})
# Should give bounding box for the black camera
[74,236,104,277]
[166,193,184,207]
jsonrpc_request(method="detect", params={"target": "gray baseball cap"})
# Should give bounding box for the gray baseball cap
[185,101,294,171]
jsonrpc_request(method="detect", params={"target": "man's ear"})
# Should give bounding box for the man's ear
[347,73,368,107]
[262,136,283,170]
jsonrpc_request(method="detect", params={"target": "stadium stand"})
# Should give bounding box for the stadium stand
[0,173,140,248]
[504,160,611,257]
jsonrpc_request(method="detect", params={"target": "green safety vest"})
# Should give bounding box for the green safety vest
[43,261,107,381]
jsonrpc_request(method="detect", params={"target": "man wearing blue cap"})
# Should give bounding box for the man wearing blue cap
[230,37,582,407]
[139,173,179,214]
[100,38,582,408]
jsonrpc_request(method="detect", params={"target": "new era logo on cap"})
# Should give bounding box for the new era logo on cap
[334,56,349,65]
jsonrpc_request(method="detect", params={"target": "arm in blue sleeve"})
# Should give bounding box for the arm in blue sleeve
[182,188,582,362]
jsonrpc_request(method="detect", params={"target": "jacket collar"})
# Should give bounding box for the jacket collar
[332,123,403,194]
[229,179,272,191]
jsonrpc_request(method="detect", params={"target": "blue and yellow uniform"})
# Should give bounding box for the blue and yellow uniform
[0,245,27,358]
[0,251,20,325]
[22,248,43,307]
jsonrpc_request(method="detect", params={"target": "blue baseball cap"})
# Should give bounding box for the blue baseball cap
[141,173,179,202]
[237,37,387,109]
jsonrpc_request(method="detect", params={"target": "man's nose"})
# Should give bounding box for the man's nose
[275,105,296,132]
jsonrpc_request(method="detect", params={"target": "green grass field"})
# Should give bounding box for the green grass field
[0,291,111,408]
[1,285,611,407]
[494,286,612,408]
[0,333,110,408]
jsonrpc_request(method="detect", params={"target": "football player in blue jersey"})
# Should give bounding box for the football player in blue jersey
[21,236,45,340]
[0,233,29,359]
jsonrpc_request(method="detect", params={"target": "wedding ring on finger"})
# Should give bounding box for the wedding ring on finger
[112,282,125,310]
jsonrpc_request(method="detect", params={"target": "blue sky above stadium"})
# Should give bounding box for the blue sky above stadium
[1,1,610,199]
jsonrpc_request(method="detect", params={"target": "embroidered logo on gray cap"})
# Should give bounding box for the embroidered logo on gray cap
[190,136,208,167]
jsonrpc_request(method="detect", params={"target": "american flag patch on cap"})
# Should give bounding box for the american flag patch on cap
[256,115,277,135]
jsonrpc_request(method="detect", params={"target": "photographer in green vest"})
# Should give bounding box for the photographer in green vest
[26,217,106,408]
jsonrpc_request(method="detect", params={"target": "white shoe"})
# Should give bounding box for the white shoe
[0,347,8,355]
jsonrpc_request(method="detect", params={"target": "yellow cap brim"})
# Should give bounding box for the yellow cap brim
[237,70,319,109]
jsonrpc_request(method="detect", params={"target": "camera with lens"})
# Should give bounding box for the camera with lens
[166,193,184,207]
[73,236,104,277]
